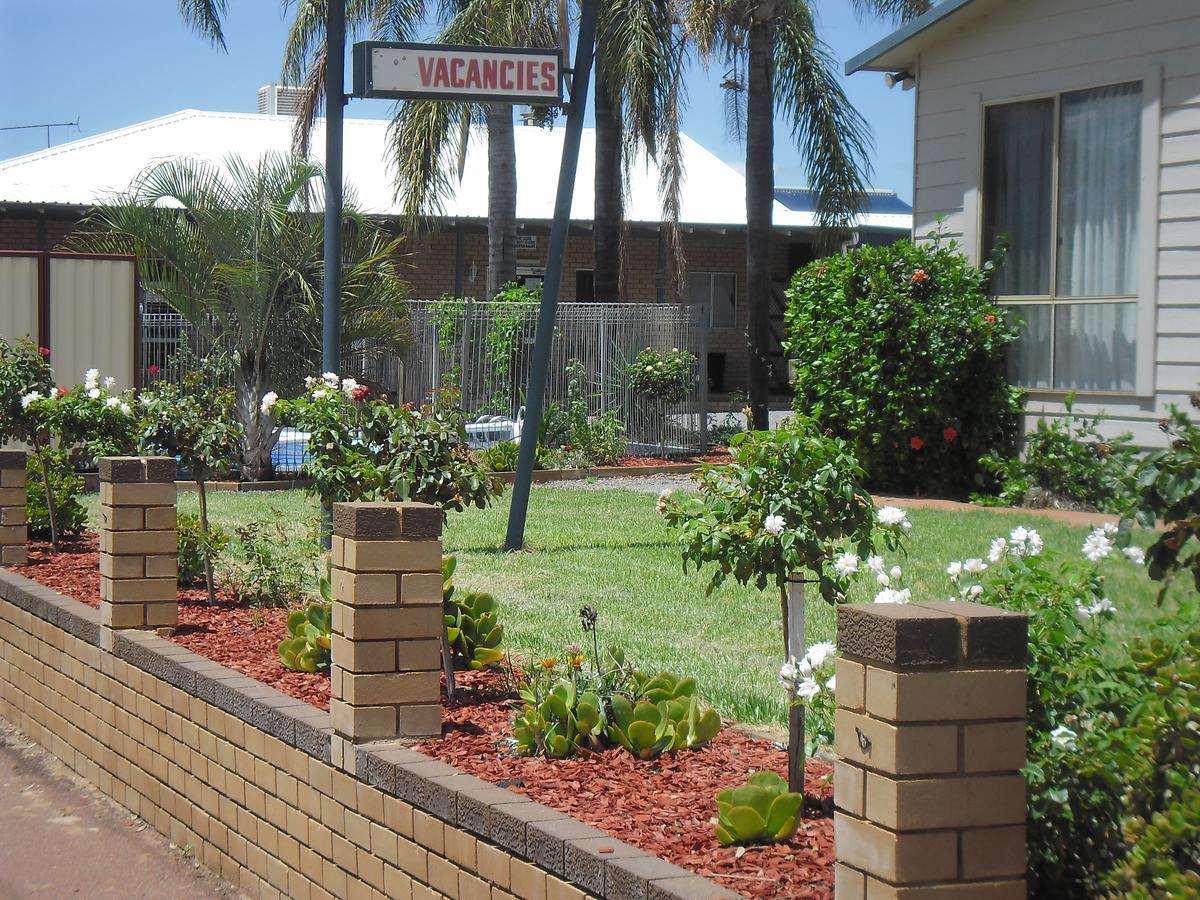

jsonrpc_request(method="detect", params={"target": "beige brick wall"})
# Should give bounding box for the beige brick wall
[0,450,28,567]
[0,598,598,900]
[833,602,1029,899]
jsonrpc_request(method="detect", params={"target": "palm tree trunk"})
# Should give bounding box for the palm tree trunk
[745,14,775,431]
[593,53,623,302]
[237,351,276,482]
[486,105,518,300]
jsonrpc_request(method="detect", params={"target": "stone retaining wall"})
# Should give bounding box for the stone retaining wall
[0,569,734,900]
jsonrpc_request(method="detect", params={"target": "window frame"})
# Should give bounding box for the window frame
[963,64,1162,398]
[688,270,739,329]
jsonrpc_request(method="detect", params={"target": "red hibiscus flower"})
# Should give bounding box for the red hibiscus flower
[910,435,925,451]
[911,269,929,284]
[943,426,959,443]
[148,364,159,376]
[37,346,50,357]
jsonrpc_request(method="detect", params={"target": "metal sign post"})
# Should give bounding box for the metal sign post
[346,2,596,553]
[323,0,345,377]
[503,0,598,552]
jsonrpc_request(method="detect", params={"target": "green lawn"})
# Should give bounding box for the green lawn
[84,485,1187,729]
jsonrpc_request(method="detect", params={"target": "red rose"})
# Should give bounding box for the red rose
[943,426,959,443]
[351,384,369,401]
[38,346,50,357]
[910,436,924,451]
[911,269,929,284]
[57,386,68,396]
[148,364,160,376]
[985,314,996,324]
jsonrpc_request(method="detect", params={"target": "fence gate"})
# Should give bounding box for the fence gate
[0,251,138,390]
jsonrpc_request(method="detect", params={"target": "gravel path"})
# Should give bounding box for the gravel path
[538,473,698,494]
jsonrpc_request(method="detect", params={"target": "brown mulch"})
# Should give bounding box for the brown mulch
[613,450,733,468]
[12,535,331,710]
[14,536,833,898]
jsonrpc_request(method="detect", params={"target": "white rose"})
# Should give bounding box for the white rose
[763,514,785,536]
[260,391,279,417]
[20,391,40,409]
[87,388,101,400]
[804,641,837,669]
[963,558,987,574]
[1122,546,1145,565]
[103,376,115,389]
[104,397,120,409]
[946,560,963,581]
[834,552,860,577]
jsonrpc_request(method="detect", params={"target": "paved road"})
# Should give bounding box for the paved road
[0,720,237,899]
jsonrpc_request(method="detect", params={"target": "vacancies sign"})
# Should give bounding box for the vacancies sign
[353,42,562,104]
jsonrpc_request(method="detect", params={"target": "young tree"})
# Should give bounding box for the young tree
[139,353,243,605]
[74,153,409,479]
[0,340,58,548]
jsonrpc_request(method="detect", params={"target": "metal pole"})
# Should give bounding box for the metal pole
[504,0,598,552]
[323,0,345,376]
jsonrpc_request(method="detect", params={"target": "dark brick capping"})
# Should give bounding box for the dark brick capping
[0,566,736,899]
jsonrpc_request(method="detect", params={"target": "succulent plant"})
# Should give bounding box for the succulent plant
[606,692,721,759]
[442,555,504,670]
[513,679,605,758]
[278,569,333,672]
[714,771,803,846]
[629,669,698,704]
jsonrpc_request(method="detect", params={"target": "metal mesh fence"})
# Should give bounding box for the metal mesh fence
[398,299,709,455]
[139,299,711,465]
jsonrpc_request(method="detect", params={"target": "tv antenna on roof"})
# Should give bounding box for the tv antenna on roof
[0,118,80,148]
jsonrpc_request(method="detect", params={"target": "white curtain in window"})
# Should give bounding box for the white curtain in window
[983,99,1055,296]
[1053,302,1137,392]
[1008,304,1052,389]
[1056,82,1142,297]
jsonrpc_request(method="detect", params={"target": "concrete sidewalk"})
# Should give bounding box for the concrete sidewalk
[0,720,238,899]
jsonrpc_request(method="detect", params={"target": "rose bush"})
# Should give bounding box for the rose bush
[785,233,1022,496]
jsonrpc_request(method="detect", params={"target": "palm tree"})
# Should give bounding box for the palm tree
[591,0,681,301]
[74,153,409,479]
[683,0,927,428]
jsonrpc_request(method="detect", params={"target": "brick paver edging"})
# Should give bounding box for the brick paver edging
[0,567,735,900]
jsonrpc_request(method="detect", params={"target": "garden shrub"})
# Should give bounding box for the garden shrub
[977,394,1138,513]
[221,520,314,608]
[177,513,230,586]
[25,451,87,540]
[784,235,1022,496]
[479,440,548,473]
[1122,393,1200,599]
[273,374,499,515]
[918,520,1200,896]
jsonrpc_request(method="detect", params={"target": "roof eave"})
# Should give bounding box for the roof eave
[845,0,980,75]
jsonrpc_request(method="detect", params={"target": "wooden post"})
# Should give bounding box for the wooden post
[785,575,806,793]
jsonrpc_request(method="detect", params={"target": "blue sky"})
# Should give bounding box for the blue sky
[0,1,915,200]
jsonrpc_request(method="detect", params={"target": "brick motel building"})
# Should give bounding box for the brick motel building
[0,102,910,396]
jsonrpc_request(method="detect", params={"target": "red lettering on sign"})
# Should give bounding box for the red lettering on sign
[499,60,514,89]
[450,58,464,87]
[417,57,435,87]
[433,57,450,87]
[526,60,537,91]
[482,59,498,89]
[465,58,482,89]
[540,60,556,92]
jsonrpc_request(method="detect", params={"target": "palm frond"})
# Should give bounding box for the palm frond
[846,0,930,24]
[177,0,229,50]
[775,2,873,240]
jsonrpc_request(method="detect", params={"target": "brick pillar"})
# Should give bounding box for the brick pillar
[98,457,178,631]
[329,502,444,764]
[833,601,1029,899]
[0,450,29,567]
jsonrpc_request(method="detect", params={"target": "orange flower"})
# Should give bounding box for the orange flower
[539,657,559,671]
[911,269,929,284]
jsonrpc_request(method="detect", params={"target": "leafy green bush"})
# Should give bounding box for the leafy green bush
[714,771,803,846]
[478,440,544,473]
[562,359,626,466]
[935,521,1200,896]
[977,395,1138,512]
[785,235,1022,495]
[625,347,697,405]
[1122,395,1200,599]
[25,451,86,540]
[221,520,313,608]
[1103,630,1200,898]
[274,375,500,516]
[177,514,229,586]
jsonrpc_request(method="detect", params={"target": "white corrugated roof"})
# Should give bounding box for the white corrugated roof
[0,109,910,231]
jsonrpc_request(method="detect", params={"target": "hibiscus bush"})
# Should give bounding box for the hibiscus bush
[785,234,1023,496]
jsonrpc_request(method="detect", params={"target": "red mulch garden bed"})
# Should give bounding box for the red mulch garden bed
[15,535,834,898]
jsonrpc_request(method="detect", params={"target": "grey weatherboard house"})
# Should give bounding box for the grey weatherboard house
[848,0,1200,446]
